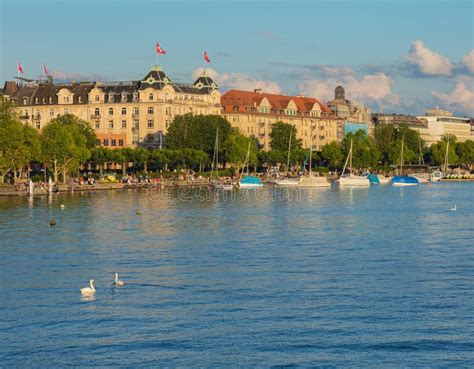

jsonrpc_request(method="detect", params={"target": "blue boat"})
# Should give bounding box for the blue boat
[392,175,419,186]
[239,175,263,188]
[367,173,380,185]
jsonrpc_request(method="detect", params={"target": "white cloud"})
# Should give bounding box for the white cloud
[193,68,282,94]
[405,40,453,76]
[460,50,474,74]
[299,72,397,103]
[432,77,474,116]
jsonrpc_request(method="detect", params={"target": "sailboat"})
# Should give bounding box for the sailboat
[337,138,370,187]
[298,124,330,187]
[238,142,263,188]
[392,135,419,186]
[274,130,299,186]
[210,128,234,191]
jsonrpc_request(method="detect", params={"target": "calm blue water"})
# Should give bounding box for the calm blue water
[1,183,473,367]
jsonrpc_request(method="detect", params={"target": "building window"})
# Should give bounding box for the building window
[95,122,100,129]
[118,139,124,147]
[166,119,171,128]
[109,93,114,102]
[95,108,100,116]
[63,96,69,103]
[78,96,82,103]
[147,107,154,115]
[103,139,109,146]
[49,97,53,103]
[23,97,28,105]
[132,133,139,144]
[64,108,68,114]
[108,120,114,129]
[35,98,39,104]
[109,108,114,115]
[133,92,138,102]
[111,139,117,146]
[121,120,127,129]
[42,98,46,104]
[36,121,41,129]
[133,107,139,115]
[121,107,127,115]
[148,93,154,101]
[121,93,127,102]
[49,108,54,116]
[133,119,139,129]
[95,95,100,102]
[147,119,154,128]
[165,107,171,115]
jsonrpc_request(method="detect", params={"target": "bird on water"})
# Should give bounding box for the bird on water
[114,273,126,287]
[80,279,96,296]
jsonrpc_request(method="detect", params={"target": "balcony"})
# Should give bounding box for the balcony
[33,115,41,120]
[20,115,30,120]
[132,127,139,132]
[90,114,101,120]
[131,113,139,118]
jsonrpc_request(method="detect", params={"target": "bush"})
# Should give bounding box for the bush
[30,175,44,182]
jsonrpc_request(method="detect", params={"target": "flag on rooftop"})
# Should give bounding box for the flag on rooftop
[18,61,23,74]
[155,42,166,55]
[204,51,211,63]
[43,64,49,75]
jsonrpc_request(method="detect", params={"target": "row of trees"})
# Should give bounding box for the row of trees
[1,96,473,184]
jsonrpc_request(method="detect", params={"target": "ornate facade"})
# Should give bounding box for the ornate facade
[4,67,221,148]
[221,89,339,150]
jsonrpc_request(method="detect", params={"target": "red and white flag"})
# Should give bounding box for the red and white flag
[203,51,211,63]
[18,61,24,74]
[43,64,49,75]
[155,42,166,55]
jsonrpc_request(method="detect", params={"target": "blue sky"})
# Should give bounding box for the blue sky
[1,0,473,116]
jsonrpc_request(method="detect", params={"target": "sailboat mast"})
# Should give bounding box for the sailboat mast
[349,139,353,175]
[309,123,313,175]
[287,130,292,174]
[444,138,449,173]
[400,135,404,176]
[246,141,251,175]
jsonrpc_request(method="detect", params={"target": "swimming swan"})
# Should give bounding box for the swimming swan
[451,205,457,211]
[80,279,96,296]
[114,273,125,287]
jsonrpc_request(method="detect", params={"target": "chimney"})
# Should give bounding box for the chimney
[254,88,263,94]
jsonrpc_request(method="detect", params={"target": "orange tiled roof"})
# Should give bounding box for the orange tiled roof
[221,89,330,114]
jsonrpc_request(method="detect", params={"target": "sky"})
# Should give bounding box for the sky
[1,0,473,116]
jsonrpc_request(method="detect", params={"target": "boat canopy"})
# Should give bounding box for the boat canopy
[240,175,262,185]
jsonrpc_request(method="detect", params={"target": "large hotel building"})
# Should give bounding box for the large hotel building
[3,67,222,148]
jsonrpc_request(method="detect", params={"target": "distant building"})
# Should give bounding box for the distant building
[416,108,471,145]
[3,66,221,148]
[372,113,430,143]
[221,89,339,150]
[327,85,372,139]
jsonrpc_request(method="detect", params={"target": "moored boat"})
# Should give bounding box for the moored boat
[392,175,419,186]
[239,175,263,188]
[337,139,370,187]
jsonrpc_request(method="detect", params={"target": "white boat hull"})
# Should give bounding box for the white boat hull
[298,175,330,187]
[274,179,299,186]
[239,183,263,188]
[338,175,370,187]
[392,182,418,187]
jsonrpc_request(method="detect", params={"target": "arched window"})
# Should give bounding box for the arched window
[95,108,100,116]
[148,93,153,101]
[121,107,127,115]
[109,108,114,115]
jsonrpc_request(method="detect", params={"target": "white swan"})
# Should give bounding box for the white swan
[114,273,125,287]
[80,279,96,296]
[451,205,457,211]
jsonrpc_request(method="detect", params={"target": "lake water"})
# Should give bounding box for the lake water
[1,183,473,367]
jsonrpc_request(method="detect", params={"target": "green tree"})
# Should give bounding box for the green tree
[52,114,97,149]
[342,130,380,169]
[321,141,344,171]
[133,147,151,173]
[90,147,112,176]
[0,97,41,183]
[456,140,474,166]
[430,135,459,166]
[269,122,302,152]
[166,114,232,156]
[224,130,258,174]
[41,120,91,183]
